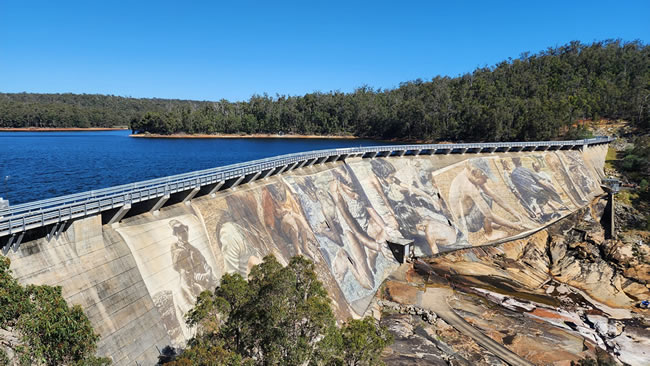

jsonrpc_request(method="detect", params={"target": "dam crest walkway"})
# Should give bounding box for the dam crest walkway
[0,137,613,248]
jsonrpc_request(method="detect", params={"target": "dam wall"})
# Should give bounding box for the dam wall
[4,144,608,364]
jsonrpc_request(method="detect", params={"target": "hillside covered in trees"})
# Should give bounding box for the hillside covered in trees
[2,40,648,141]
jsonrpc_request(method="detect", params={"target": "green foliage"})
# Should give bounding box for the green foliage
[1,40,649,142]
[165,256,392,366]
[0,257,109,366]
[339,317,393,366]
[618,135,650,223]
[0,257,28,326]
[0,348,8,366]
[620,137,650,176]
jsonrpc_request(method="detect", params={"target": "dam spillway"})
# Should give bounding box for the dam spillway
[1,138,611,365]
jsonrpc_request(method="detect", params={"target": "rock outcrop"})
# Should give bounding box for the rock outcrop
[417,199,650,365]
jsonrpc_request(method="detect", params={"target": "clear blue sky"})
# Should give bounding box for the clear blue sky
[1,0,648,101]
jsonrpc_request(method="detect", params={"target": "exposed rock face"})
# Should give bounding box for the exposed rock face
[3,146,607,364]
[416,199,650,365]
[380,308,506,366]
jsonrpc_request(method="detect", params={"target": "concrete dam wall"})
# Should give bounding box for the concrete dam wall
[4,144,607,365]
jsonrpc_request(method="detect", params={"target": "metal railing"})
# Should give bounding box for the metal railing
[0,136,613,238]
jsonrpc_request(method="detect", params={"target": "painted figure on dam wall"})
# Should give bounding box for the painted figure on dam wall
[438,157,534,243]
[284,169,397,309]
[544,153,588,207]
[214,194,265,277]
[114,212,220,344]
[559,151,600,200]
[502,157,568,222]
[261,184,319,260]
[169,219,218,305]
[356,158,462,255]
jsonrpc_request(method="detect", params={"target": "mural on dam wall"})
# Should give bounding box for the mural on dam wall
[433,152,600,245]
[192,170,400,317]
[346,158,465,256]
[114,209,220,346]
[5,147,607,366]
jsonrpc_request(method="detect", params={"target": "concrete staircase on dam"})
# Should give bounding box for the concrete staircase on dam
[0,138,611,365]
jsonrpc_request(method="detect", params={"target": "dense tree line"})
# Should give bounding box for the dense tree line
[619,135,650,230]
[161,255,392,366]
[2,40,649,141]
[0,93,207,128]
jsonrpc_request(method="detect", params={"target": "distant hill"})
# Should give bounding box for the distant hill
[1,40,648,141]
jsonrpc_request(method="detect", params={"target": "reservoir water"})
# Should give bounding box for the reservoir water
[0,130,391,205]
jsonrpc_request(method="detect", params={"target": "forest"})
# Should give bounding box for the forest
[1,40,648,142]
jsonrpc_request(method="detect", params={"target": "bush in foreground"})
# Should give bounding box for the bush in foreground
[163,255,392,366]
[0,257,109,366]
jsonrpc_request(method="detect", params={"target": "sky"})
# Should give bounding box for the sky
[1,1,648,102]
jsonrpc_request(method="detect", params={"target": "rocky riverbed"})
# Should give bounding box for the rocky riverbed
[377,196,650,365]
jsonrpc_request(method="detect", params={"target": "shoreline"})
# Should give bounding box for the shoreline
[130,133,359,140]
[0,127,128,132]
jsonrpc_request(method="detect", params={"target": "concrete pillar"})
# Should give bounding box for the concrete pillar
[275,165,289,176]
[150,194,170,216]
[325,155,339,163]
[230,175,245,189]
[260,168,275,180]
[2,232,23,254]
[108,204,131,227]
[209,181,225,197]
[248,171,262,183]
[368,152,378,159]
[396,150,406,157]
[47,221,65,241]
[183,187,200,205]
[296,160,308,169]
[609,192,615,239]
[459,148,467,154]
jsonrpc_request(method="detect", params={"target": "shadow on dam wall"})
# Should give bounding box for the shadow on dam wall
[4,144,608,365]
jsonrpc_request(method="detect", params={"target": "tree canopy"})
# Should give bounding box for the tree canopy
[162,255,392,366]
[2,40,648,142]
[0,257,109,366]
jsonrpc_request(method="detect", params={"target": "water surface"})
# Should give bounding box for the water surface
[0,130,390,205]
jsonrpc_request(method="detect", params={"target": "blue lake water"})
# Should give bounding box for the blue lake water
[0,130,392,205]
